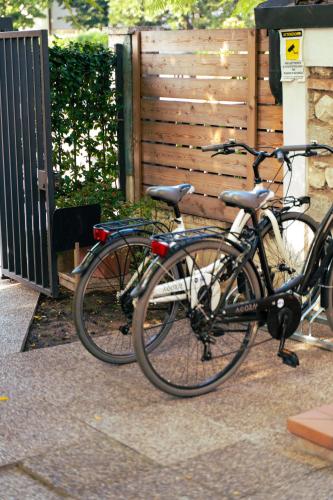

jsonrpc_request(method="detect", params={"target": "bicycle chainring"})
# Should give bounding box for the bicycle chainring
[267,294,301,339]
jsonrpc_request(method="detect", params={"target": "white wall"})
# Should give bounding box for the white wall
[282,28,333,197]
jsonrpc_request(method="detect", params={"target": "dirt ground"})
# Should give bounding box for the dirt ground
[25,285,333,352]
[25,287,78,350]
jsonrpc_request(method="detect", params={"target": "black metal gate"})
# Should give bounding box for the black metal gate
[0,30,58,296]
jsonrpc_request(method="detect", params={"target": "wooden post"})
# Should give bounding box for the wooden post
[132,31,142,202]
[247,29,258,190]
[115,43,126,198]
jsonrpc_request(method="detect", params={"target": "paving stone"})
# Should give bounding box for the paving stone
[85,401,247,466]
[0,280,39,356]
[0,398,103,467]
[0,465,64,499]
[1,325,333,497]
[23,433,161,500]
[253,467,333,500]
[167,440,317,498]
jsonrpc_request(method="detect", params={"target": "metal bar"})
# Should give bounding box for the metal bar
[6,38,21,275]
[11,36,27,278]
[40,30,58,297]
[0,40,8,271]
[25,36,42,285]
[19,36,35,281]
[1,268,52,295]
[115,43,126,197]
[132,31,142,202]
[32,36,48,288]
[0,38,14,272]
[292,332,333,352]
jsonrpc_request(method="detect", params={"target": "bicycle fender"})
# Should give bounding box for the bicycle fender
[72,242,105,275]
[71,228,157,276]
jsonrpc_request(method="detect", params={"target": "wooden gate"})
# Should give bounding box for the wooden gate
[111,28,283,222]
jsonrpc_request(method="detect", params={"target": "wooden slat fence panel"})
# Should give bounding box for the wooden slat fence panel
[137,28,283,222]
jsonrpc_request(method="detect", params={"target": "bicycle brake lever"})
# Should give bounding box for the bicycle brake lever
[211,148,235,158]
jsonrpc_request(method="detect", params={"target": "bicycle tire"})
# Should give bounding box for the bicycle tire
[324,258,333,330]
[258,211,318,309]
[73,235,179,364]
[133,239,261,397]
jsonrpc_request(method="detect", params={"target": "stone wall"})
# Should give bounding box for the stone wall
[308,67,333,221]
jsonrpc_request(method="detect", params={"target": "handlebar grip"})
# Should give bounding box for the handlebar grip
[202,144,225,152]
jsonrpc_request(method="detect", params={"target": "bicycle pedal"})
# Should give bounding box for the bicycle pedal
[277,348,299,368]
[119,325,130,335]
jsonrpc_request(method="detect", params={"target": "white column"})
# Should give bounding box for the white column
[282,76,308,197]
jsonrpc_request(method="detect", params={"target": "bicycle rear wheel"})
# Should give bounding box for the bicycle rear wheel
[133,239,261,397]
[73,236,178,364]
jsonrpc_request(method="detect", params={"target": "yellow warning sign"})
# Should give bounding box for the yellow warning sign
[286,39,300,61]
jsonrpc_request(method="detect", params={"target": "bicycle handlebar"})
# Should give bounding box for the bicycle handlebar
[202,141,333,159]
[278,144,333,154]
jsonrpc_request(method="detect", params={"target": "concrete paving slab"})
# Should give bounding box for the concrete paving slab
[85,402,247,465]
[23,433,161,500]
[167,439,317,498]
[0,466,64,499]
[1,331,333,497]
[0,396,103,467]
[0,279,39,356]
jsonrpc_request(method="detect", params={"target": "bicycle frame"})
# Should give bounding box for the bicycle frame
[147,184,292,309]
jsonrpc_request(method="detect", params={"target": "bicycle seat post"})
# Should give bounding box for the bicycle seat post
[172,203,182,223]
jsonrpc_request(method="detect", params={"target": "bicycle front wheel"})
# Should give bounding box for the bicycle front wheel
[74,236,159,364]
[259,211,318,308]
[133,239,262,397]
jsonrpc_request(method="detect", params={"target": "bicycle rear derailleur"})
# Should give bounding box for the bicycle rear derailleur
[190,306,216,362]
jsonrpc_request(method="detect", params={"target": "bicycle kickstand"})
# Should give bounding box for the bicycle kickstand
[277,314,299,368]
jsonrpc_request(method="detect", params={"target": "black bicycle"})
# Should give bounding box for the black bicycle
[132,142,333,397]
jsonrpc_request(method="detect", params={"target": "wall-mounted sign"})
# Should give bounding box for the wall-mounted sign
[280,30,305,82]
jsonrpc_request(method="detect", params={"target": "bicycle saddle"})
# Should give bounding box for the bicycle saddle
[146,184,194,205]
[219,189,274,210]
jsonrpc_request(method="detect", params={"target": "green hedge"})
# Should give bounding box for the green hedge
[49,41,119,213]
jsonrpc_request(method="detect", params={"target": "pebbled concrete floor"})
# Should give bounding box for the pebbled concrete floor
[0,279,39,357]
[2,327,333,499]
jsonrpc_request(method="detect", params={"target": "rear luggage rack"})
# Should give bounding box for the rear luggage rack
[151,226,254,250]
[93,218,169,243]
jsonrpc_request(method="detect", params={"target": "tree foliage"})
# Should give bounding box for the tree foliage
[108,0,262,29]
[58,0,109,29]
[0,0,48,28]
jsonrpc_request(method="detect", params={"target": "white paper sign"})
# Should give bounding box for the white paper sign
[280,30,305,82]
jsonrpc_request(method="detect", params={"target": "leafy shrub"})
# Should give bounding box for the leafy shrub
[49,41,119,207]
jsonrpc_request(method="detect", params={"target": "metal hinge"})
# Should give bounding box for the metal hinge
[38,170,48,191]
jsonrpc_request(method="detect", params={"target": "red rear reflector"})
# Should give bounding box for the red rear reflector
[93,227,109,243]
[151,240,169,257]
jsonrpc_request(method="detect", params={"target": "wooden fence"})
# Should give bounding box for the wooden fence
[111,28,283,222]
